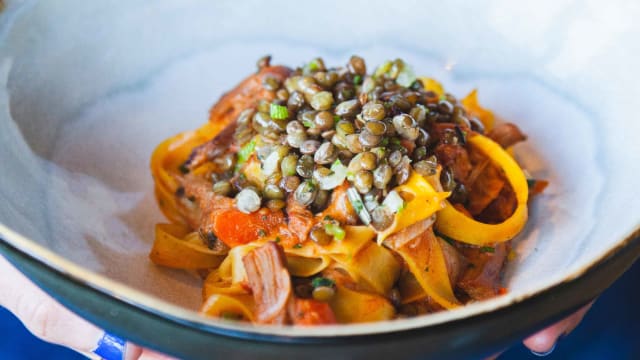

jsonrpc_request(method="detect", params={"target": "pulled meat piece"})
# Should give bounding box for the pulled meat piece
[457,243,508,300]
[434,144,472,184]
[477,184,517,224]
[466,150,506,216]
[439,238,468,285]
[319,183,358,225]
[488,122,526,149]
[185,120,238,170]
[186,65,292,169]
[286,193,314,243]
[177,174,233,230]
[243,242,292,324]
[180,174,284,248]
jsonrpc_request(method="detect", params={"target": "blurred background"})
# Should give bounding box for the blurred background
[1,261,638,359]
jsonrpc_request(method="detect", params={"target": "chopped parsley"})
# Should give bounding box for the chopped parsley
[480,246,495,254]
[293,243,303,249]
[311,277,336,289]
[435,231,457,246]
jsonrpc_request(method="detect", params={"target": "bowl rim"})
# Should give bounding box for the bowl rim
[0,221,639,339]
[1,225,638,360]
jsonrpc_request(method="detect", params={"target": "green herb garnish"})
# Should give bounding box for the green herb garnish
[353,75,362,85]
[324,222,346,241]
[311,277,336,288]
[274,236,281,243]
[270,103,289,120]
[333,115,341,124]
[257,229,267,237]
[480,246,495,253]
[235,139,256,171]
[293,243,303,249]
[434,231,457,246]
[302,119,314,128]
[527,179,537,188]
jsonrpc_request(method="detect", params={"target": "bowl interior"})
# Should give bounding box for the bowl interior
[1,0,639,336]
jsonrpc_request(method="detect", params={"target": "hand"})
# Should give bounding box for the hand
[0,255,173,360]
[522,301,594,356]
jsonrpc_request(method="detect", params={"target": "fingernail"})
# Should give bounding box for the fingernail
[530,342,556,357]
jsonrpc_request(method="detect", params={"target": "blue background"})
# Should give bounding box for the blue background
[1,261,639,359]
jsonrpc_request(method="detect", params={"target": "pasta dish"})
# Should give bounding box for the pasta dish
[149,56,546,325]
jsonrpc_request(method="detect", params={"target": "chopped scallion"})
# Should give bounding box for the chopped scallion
[235,139,256,171]
[270,103,289,120]
[325,222,346,241]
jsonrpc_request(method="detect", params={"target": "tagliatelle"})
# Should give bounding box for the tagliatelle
[148,56,545,324]
[377,172,450,244]
[150,224,224,269]
[435,134,529,245]
[201,294,255,322]
[386,227,460,309]
[329,285,396,323]
[462,89,495,131]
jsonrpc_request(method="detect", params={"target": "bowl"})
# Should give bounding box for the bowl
[1,1,639,358]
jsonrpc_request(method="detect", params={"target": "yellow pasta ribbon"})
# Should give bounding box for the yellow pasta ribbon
[377,172,450,244]
[149,224,224,269]
[435,134,529,245]
[462,89,495,131]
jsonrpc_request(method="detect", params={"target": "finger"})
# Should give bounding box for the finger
[523,301,594,354]
[0,255,103,352]
[125,344,176,360]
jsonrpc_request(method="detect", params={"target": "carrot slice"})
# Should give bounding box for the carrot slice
[290,299,337,325]
[213,208,285,248]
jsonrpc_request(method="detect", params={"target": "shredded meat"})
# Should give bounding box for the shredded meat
[477,184,518,224]
[439,238,467,285]
[488,122,526,149]
[286,194,314,242]
[434,144,472,184]
[177,174,233,233]
[185,65,292,169]
[319,183,358,225]
[185,120,239,170]
[466,149,506,216]
[457,243,508,300]
[242,242,292,324]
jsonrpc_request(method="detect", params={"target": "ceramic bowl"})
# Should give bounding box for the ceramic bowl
[1,1,639,358]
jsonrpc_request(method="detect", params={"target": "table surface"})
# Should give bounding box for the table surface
[1,261,639,359]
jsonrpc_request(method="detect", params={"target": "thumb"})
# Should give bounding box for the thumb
[523,301,594,354]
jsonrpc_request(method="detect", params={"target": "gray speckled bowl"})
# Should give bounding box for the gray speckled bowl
[1,1,639,358]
